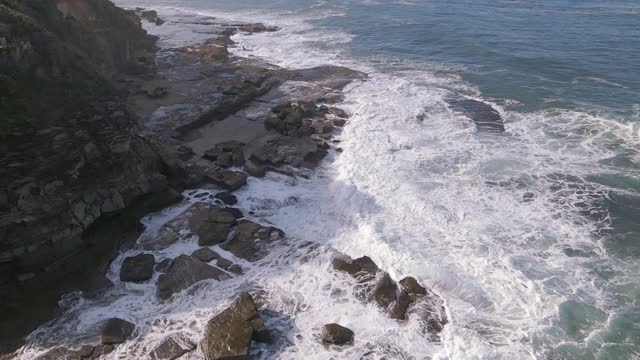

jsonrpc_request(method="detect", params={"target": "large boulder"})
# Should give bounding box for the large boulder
[214,191,238,205]
[201,292,270,360]
[220,220,285,262]
[321,323,354,346]
[120,253,155,283]
[149,333,196,360]
[101,318,136,345]
[156,255,229,300]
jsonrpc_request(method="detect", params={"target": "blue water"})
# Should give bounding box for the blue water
[32,1,640,359]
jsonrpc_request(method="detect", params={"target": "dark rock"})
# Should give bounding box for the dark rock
[156,258,173,273]
[328,107,349,118]
[156,255,228,300]
[120,254,155,283]
[201,292,269,360]
[192,248,219,263]
[221,220,285,261]
[244,160,266,177]
[207,168,248,191]
[399,277,427,296]
[204,141,245,168]
[149,333,196,360]
[215,191,238,205]
[332,118,347,127]
[321,323,354,346]
[372,273,398,309]
[176,145,195,161]
[220,207,244,219]
[446,98,505,133]
[390,290,412,320]
[332,255,379,278]
[249,136,328,169]
[139,10,165,25]
[228,264,244,275]
[237,23,279,33]
[101,318,136,345]
[144,86,168,99]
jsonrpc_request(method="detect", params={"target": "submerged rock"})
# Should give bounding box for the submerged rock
[120,253,155,283]
[201,292,270,360]
[221,220,285,261]
[156,255,229,300]
[322,323,354,346]
[149,333,196,360]
[446,98,505,133]
[101,318,135,345]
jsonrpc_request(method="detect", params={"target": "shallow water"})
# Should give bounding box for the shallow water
[19,1,640,359]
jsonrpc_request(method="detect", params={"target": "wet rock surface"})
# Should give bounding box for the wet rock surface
[120,254,155,283]
[322,323,354,346]
[149,333,196,360]
[201,292,270,360]
[156,255,229,300]
[221,220,286,261]
[101,318,136,345]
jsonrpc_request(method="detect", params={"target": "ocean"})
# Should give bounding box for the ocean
[23,1,640,359]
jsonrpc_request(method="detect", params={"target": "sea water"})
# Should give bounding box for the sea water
[19,1,640,359]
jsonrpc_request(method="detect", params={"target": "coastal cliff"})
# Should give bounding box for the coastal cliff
[0,0,181,351]
[2,1,449,358]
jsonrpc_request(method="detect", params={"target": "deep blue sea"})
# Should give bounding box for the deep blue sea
[21,1,640,359]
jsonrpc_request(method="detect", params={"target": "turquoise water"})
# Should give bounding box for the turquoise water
[53,1,640,359]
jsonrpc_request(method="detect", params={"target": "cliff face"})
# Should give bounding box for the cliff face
[0,0,180,352]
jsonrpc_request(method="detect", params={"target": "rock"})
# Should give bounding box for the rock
[156,258,173,273]
[101,318,136,345]
[144,86,168,99]
[228,264,244,275]
[390,290,412,320]
[399,276,427,296]
[176,145,194,161]
[221,220,285,261]
[236,23,279,33]
[203,141,245,168]
[321,323,354,346]
[201,292,270,360]
[220,207,244,219]
[120,253,155,283]
[140,10,165,25]
[372,272,398,309]
[332,118,347,127]
[244,160,266,177]
[328,107,349,118]
[149,333,196,360]
[332,255,379,279]
[207,168,248,191]
[192,248,219,263]
[446,98,505,133]
[215,191,238,205]
[249,135,328,169]
[156,255,229,300]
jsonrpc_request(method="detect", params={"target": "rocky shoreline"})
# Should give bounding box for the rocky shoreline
[1,2,448,358]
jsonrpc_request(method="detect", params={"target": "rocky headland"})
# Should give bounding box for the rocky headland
[0,1,449,358]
